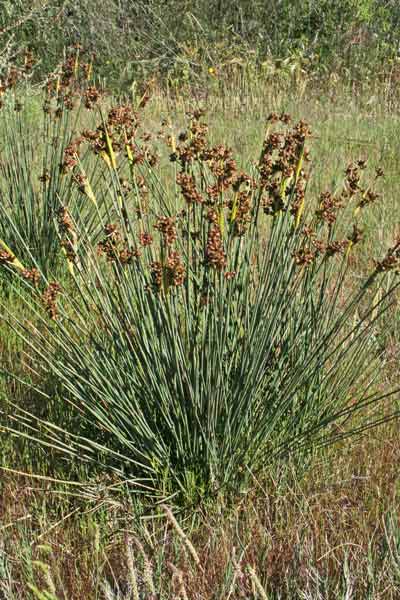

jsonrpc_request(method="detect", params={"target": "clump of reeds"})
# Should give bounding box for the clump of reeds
[1,69,399,508]
[0,46,104,276]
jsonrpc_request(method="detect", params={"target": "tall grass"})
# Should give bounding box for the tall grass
[1,88,399,507]
[0,49,102,276]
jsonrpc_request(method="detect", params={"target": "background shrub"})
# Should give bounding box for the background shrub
[1,0,400,88]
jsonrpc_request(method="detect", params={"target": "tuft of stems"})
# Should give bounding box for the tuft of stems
[1,97,399,507]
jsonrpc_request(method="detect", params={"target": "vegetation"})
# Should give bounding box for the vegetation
[0,10,399,599]
[2,0,400,88]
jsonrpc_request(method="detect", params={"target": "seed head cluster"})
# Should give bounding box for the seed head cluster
[11,93,391,316]
[205,226,226,271]
[42,282,62,320]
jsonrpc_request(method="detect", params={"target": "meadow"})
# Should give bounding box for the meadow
[0,47,400,599]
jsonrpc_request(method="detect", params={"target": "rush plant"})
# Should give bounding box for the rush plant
[1,103,399,506]
[0,48,102,276]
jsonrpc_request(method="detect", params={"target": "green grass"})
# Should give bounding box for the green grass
[0,74,400,598]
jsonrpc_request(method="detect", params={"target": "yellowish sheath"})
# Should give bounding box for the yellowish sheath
[345,241,353,259]
[230,192,239,223]
[105,129,117,170]
[61,246,75,276]
[74,52,79,78]
[219,208,225,235]
[77,165,97,206]
[100,150,112,168]
[0,239,24,271]
[294,148,305,229]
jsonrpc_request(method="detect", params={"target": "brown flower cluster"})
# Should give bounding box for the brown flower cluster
[72,173,88,194]
[292,247,318,267]
[230,173,255,236]
[176,173,203,205]
[57,207,77,263]
[61,139,82,172]
[139,232,153,247]
[259,119,311,218]
[170,110,209,167]
[75,104,158,171]
[356,189,381,211]
[0,250,14,265]
[154,217,177,245]
[267,112,292,125]
[205,145,238,199]
[42,282,62,320]
[44,47,99,114]
[293,221,364,267]
[22,268,40,287]
[0,56,33,108]
[205,225,226,270]
[97,224,139,265]
[166,251,186,286]
[0,67,23,108]
[150,252,186,292]
[325,240,350,257]
[150,261,162,289]
[375,239,400,273]
[345,161,363,195]
[83,85,102,109]
[315,192,344,225]
[341,159,383,213]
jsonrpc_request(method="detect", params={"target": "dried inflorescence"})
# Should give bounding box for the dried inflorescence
[97,224,122,261]
[293,247,320,267]
[166,251,186,286]
[57,207,74,234]
[21,268,40,287]
[97,224,139,265]
[0,53,34,108]
[83,85,102,109]
[375,239,400,273]
[258,118,311,219]
[150,261,162,289]
[293,219,364,268]
[205,225,226,271]
[154,217,177,246]
[150,252,186,292]
[176,173,203,205]
[139,232,153,247]
[64,102,155,178]
[315,192,344,225]
[224,270,236,280]
[0,249,14,265]
[42,282,62,320]
[170,110,209,167]
[230,172,255,236]
[57,207,78,264]
[73,173,88,194]
[44,46,101,115]
[61,139,83,173]
[343,160,383,215]
[345,161,363,195]
[205,145,238,193]
[49,103,397,308]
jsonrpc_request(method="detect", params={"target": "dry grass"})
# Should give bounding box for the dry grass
[0,420,400,598]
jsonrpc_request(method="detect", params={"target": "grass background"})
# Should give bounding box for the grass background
[0,3,400,597]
